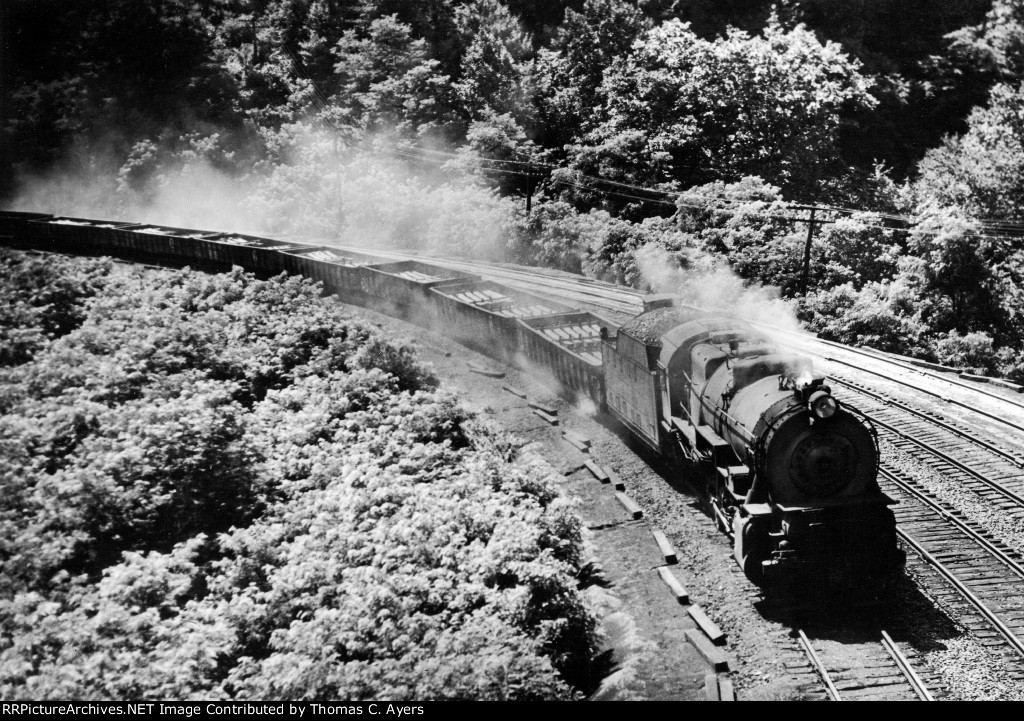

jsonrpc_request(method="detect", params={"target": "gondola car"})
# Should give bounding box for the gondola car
[0,211,905,598]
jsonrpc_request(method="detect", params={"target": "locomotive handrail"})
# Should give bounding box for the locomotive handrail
[678,368,757,444]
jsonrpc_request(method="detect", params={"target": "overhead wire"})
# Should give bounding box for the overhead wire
[265,33,1024,240]
[382,143,1024,239]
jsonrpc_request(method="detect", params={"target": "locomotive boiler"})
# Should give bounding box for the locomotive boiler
[602,301,904,595]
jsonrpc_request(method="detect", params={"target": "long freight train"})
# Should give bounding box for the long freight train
[0,212,905,597]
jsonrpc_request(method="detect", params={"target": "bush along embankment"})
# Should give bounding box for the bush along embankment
[0,250,597,699]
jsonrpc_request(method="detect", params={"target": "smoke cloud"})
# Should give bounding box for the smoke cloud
[6,126,521,262]
[634,243,809,337]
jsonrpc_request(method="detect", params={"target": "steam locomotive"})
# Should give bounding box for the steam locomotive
[0,212,905,596]
[604,302,904,595]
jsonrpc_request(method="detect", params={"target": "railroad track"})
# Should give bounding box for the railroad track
[330,242,1024,664]
[882,466,1024,659]
[795,627,936,700]
[813,334,1024,414]
[814,374,1024,668]
[831,374,1024,466]
[824,355,1024,438]
[752,321,1024,423]
[832,376,1024,514]
[785,460,1024,699]
[19,228,1024,698]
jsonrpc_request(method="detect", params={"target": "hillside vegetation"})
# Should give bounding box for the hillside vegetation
[6,1,1024,377]
[0,251,595,699]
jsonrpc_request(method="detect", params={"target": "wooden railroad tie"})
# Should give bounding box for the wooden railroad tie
[583,460,609,483]
[686,629,729,672]
[467,362,505,378]
[501,384,527,399]
[907,358,960,374]
[605,468,626,491]
[688,604,727,646]
[532,408,559,426]
[652,530,678,564]
[704,671,720,700]
[562,434,590,453]
[615,492,643,519]
[527,400,558,416]
[704,674,736,701]
[990,377,1024,392]
[561,430,592,448]
[657,566,689,604]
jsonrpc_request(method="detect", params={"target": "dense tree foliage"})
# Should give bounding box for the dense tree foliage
[10,4,1024,699]
[566,18,876,201]
[0,253,596,699]
[8,0,1024,377]
[0,0,1001,198]
[913,81,1024,220]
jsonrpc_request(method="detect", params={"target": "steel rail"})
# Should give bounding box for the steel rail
[824,355,1024,436]
[831,375,1024,467]
[896,528,1024,658]
[881,467,1024,581]
[881,631,934,701]
[869,410,1024,508]
[796,629,843,701]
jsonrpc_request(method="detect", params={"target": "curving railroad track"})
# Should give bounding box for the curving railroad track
[345,244,1024,697]
[11,224,1024,698]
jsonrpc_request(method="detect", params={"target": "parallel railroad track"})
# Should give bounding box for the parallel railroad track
[790,465,1024,699]
[750,320,1024,421]
[817,337,1024,415]
[22,234,1024,697]
[819,375,1024,668]
[830,375,1024,467]
[795,627,937,701]
[824,355,1024,437]
[884,466,1024,659]
[832,376,1024,513]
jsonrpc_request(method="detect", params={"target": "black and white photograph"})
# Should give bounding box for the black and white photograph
[3,0,1024,704]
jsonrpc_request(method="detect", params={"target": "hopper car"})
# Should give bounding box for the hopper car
[0,211,904,597]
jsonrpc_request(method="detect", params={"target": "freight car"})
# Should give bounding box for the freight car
[0,211,904,598]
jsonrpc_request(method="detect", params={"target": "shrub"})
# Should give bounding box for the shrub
[931,330,999,374]
[799,280,930,355]
[0,254,596,700]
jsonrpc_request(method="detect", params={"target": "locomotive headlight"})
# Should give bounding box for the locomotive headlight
[808,390,838,419]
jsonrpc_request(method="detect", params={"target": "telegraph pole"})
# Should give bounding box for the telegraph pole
[790,205,835,296]
[800,206,816,296]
